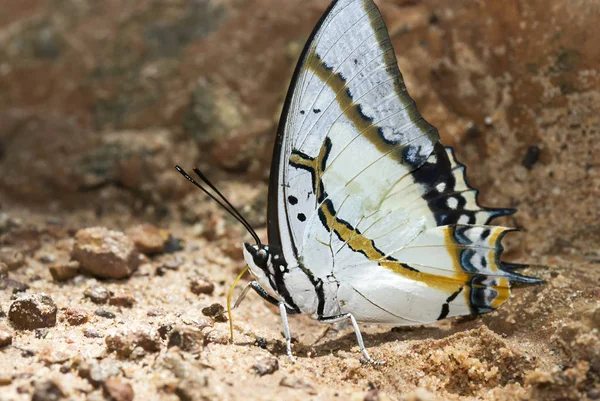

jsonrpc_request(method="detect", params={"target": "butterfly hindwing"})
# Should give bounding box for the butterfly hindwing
[268,0,540,323]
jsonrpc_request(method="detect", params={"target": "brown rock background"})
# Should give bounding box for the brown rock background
[0,1,598,400]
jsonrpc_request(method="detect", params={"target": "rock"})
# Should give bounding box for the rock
[77,359,121,387]
[83,329,103,339]
[49,260,80,281]
[84,284,110,304]
[103,377,134,401]
[0,278,30,294]
[9,293,57,330]
[201,303,226,321]
[253,355,279,376]
[125,224,165,255]
[108,293,136,308]
[106,326,161,357]
[190,276,215,295]
[168,326,204,354]
[163,235,184,254]
[0,326,13,348]
[0,248,25,271]
[156,256,183,276]
[32,379,65,401]
[64,308,89,325]
[72,227,140,279]
[95,309,116,319]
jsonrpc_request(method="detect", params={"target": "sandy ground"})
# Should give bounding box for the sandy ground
[0,190,598,401]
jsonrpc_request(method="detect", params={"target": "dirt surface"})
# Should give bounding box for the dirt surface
[1,0,599,400]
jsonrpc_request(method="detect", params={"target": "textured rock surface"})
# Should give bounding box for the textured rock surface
[72,227,140,279]
[8,293,58,330]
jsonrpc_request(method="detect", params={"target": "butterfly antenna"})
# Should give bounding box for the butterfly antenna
[175,166,262,246]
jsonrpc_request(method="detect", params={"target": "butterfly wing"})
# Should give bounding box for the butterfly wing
[268,0,540,323]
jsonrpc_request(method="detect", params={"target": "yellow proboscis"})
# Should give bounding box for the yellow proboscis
[226,265,249,342]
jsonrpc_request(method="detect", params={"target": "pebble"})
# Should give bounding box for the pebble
[0,326,13,348]
[1,278,30,294]
[105,326,161,357]
[77,359,121,387]
[71,227,140,279]
[168,326,204,354]
[0,248,25,271]
[125,224,165,255]
[64,308,89,325]
[9,293,57,330]
[32,379,65,401]
[84,284,110,304]
[95,309,116,319]
[103,377,134,401]
[108,293,136,308]
[156,257,183,276]
[190,277,215,295]
[83,329,103,338]
[163,235,184,253]
[201,303,227,322]
[252,355,279,376]
[49,260,80,281]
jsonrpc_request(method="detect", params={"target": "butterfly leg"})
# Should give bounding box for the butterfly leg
[279,302,296,362]
[233,281,279,309]
[318,313,384,365]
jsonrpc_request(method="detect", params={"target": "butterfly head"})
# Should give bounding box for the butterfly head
[242,243,283,298]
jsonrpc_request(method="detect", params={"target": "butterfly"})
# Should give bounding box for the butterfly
[176,0,541,364]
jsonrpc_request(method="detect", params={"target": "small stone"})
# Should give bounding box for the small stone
[32,379,65,401]
[78,359,121,387]
[168,326,204,354]
[201,303,226,319]
[72,227,140,279]
[0,326,13,348]
[39,254,57,264]
[95,309,116,319]
[109,293,136,308]
[103,377,134,401]
[0,248,25,271]
[255,337,268,349]
[253,355,279,376]
[203,328,228,345]
[9,293,57,330]
[64,308,89,325]
[125,224,165,255]
[35,328,49,339]
[1,278,29,294]
[106,326,161,357]
[84,285,110,304]
[49,260,80,281]
[83,329,103,338]
[190,277,215,295]
[163,235,184,253]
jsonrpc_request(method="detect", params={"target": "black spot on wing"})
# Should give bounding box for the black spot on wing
[437,286,463,320]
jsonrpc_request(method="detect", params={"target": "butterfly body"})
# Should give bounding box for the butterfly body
[179,0,541,364]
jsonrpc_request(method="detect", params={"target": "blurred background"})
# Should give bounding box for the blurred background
[1,0,599,263]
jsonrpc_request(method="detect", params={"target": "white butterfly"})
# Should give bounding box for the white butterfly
[177,0,541,364]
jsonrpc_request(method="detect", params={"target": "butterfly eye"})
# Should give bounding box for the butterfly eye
[255,249,268,265]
